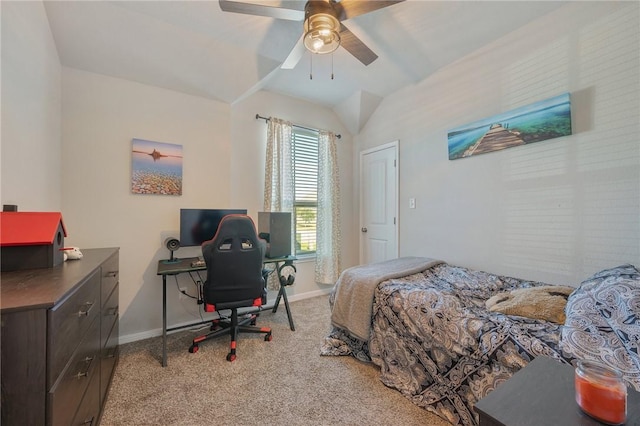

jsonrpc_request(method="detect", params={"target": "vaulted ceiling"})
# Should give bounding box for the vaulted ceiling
[43,1,566,134]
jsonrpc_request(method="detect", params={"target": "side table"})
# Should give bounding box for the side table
[474,356,640,426]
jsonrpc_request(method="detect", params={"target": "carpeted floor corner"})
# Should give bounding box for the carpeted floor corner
[100,295,452,426]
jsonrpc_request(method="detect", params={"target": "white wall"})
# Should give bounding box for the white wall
[61,68,232,339]
[354,2,640,286]
[60,69,356,342]
[1,1,62,211]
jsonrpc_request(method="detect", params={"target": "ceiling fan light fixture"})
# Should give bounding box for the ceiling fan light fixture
[303,13,341,54]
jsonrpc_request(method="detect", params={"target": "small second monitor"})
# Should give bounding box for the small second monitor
[179,209,247,247]
[258,211,292,258]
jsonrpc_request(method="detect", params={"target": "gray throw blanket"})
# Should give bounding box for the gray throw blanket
[330,256,443,341]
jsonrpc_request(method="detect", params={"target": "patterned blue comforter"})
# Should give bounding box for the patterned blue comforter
[321,263,640,426]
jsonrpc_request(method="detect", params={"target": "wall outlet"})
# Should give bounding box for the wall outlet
[178,287,187,299]
[409,197,416,209]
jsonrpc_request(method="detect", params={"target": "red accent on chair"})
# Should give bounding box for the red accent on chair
[205,303,216,312]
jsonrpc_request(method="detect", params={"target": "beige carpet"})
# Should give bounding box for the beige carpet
[101,295,452,426]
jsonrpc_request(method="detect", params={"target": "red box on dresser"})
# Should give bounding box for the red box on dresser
[0,211,67,271]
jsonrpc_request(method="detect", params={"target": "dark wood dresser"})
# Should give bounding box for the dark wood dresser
[1,247,119,425]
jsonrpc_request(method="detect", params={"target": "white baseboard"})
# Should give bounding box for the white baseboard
[118,288,332,345]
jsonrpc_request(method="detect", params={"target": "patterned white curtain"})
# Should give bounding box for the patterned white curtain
[263,117,294,213]
[263,117,293,289]
[315,130,341,284]
[263,118,341,286]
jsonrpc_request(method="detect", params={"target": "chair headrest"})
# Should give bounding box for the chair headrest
[203,214,259,251]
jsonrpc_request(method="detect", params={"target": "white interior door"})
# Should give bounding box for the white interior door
[360,141,398,264]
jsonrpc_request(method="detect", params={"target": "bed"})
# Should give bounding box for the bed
[321,259,640,426]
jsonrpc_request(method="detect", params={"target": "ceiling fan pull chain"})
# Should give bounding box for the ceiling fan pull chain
[331,53,334,80]
[310,53,313,80]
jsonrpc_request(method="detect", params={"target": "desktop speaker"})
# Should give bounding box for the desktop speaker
[164,237,180,262]
[165,237,180,251]
[258,212,291,258]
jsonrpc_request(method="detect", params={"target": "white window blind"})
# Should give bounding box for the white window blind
[292,128,318,256]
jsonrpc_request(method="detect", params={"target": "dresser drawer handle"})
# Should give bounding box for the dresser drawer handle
[77,302,94,317]
[75,356,94,379]
[80,416,95,426]
[104,346,117,359]
[75,371,89,379]
[107,306,119,316]
[106,271,118,278]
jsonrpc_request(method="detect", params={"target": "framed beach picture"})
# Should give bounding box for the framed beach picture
[447,93,572,160]
[131,138,183,195]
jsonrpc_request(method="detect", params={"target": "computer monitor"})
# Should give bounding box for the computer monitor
[179,209,247,247]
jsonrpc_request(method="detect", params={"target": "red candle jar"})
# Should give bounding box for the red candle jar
[575,360,627,425]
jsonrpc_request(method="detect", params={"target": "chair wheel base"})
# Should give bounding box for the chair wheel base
[188,307,271,360]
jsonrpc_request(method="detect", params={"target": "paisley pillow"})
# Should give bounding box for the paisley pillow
[560,264,640,390]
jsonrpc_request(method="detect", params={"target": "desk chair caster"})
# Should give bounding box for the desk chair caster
[225,331,273,362]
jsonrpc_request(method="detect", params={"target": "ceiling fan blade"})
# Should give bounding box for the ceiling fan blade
[339,24,377,66]
[281,35,306,69]
[334,0,405,21]
[219,0,305,21]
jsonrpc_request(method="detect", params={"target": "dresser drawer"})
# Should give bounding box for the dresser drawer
[101,253,119,309]
[48,317,100,426]
[48,270,101,386]
[100,283,119,405]
[100,284,119,347]
[100,320,119,404]
[71,366,100,426]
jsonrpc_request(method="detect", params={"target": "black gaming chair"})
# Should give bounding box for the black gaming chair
[188,214,272,361]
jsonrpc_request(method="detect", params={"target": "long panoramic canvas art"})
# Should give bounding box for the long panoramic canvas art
[131,138,183,195]
[448,93,572,160]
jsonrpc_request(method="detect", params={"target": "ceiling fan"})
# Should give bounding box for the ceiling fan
[219,0,405,69]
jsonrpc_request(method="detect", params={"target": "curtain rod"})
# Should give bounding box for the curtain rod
[255,114,342,139]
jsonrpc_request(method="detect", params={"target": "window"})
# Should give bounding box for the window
[292,128,319,256]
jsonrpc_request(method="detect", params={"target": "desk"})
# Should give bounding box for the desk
[474,356,640,426]
[156,255,296,367]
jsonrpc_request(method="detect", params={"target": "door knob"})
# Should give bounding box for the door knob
[361,227,368,233]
